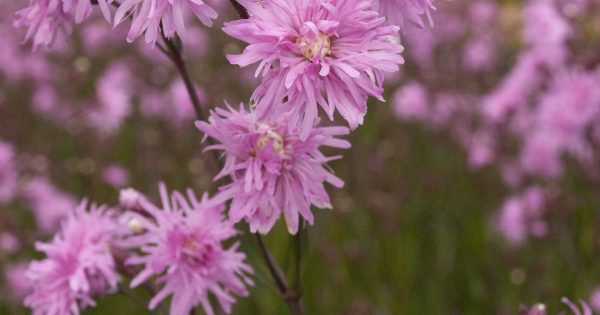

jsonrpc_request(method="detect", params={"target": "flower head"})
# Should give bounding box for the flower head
[114,0,218,44]
[24,201,122,315]
[196,105,350,234]
[15,0,113,50]
[120,183,253,315]
[15,0,72,50]
[223,0,404,139]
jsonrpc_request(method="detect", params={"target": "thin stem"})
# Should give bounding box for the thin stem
[253,233,289,293]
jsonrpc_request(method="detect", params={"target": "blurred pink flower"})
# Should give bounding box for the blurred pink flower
[392,81,429,120]
[87,61,133,135]
[589,288,600,313]
[102,164,129,187]
[121,183,253,315]
[15,0,112,50]
[5,263,31,300]
[496,186,548,245]
[196,105,350,234]
[0,232,20,253]
[24,177,78,233]
[15,0,72,50]
[25,201,122,315]
[223,0,404,138]
[0,140,18,205]
[378,0,435,30]
[114,0,218,44]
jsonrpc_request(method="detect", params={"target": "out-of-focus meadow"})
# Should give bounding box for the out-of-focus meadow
[1,0,600,314]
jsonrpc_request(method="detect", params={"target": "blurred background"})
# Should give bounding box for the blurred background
[1,0,600,314]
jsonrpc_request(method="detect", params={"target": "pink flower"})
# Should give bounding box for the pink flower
[102,164,130,187]
[590,288,600,312]
[87,61,134,135]
[223,0,404,139]
[24,201,122,315]
[392,81,429,120]
[5,263,32,300]
[15,0,113,50]
[496,187,548,245]
[377,0,435,30]
[0,140,18,205]
[121,183,253,315]
[196,105,350,234]
[15,0,72,50]
[114,0,218,44]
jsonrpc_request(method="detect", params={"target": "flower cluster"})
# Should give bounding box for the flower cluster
[119,184,253,315]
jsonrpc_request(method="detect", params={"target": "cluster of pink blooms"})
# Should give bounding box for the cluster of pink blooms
[8,0,416,313]
[11,0,600,313]
[389,0,600,246]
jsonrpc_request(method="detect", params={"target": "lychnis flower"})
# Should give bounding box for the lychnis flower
[24,201,122,315]
[114,0,218,44]
[15,0,113,50]
[223,0,404,139]
[120,183,253,315]
[196,105,350,234]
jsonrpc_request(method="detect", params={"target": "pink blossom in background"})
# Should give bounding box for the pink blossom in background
[496,186,548,245]
[223,0,404,139]
[392,81,429,120]
[5,263,31,300]
[140,79,206,128]
[14,0,73,50]
[120,183,253,315]
[0,232,20,254]
[102,164,129,187]
[196,105,350,234]
[87,61,133,135]
[463,37,496,72]
[24,177,77,233]
[25,201,122,315]
[466,132,495,169]
[0,140,18,205]
[113,0,218,44]
[377,0,436,30]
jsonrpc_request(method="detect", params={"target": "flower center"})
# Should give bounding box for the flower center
[255,124,286,157]
[182,237,219,269]
[297,32,331,60]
